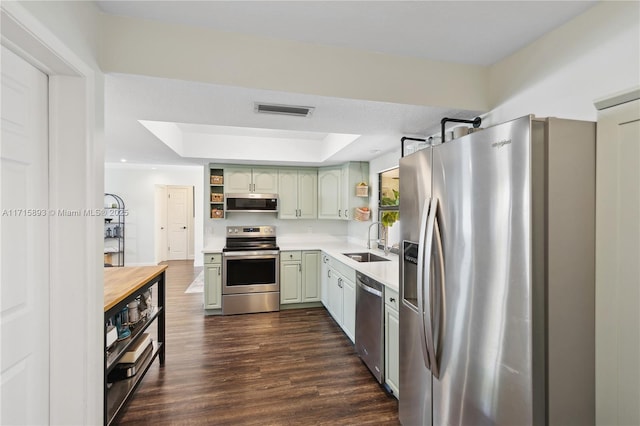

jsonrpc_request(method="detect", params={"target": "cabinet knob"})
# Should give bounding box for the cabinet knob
[389,297,396,302]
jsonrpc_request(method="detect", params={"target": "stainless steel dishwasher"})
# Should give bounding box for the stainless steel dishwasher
[355,271,384,383]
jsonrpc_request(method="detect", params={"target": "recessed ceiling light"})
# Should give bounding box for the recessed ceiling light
[120,158,127,162]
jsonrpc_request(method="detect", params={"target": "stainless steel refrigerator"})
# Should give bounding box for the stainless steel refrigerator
[399,115,596,425]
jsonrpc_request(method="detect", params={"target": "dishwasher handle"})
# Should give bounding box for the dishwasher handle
[357,280,383,297]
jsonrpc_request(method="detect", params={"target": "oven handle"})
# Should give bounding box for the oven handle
[223,250,280,258]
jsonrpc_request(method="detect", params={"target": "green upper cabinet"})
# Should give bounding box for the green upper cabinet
[318,162,369,220]
[224,166,278,194]
[278,168,317,220]
[318,167,342,219]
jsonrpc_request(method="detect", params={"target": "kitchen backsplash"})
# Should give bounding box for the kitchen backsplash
[204,213,348,246]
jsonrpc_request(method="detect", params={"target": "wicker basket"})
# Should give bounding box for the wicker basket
[355,207,371,221]
[210,175,224,185]
[211,208,224,218]
[210,193,224,202]
[356,183,369,197]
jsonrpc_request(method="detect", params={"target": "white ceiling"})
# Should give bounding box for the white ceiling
[98,1,598,166]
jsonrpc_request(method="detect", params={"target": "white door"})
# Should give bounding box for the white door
[0,46,50,425]
[167,186,190,260]
[596,96,640,426]
[154,185,167,263]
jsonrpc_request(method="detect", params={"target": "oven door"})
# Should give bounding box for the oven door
[222,251,280,294]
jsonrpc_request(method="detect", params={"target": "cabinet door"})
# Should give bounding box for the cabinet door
[385,305,400,397]
[342,276,356,342]
[318,168,341,219]
[278,169,298,219]
[298,169,318,219]
[340,163,351,220]
[341,162,369,221]
[252,167,278,193]
[225,167,252,193]
[327,269,343,323]
[320,255,330,305]
[204,264,222,309]
[280,261,302,304]
[302,251,320,302]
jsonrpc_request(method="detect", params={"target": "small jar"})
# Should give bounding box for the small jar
[128,300,139,323]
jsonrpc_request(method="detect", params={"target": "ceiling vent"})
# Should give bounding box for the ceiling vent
[254,102,314,117]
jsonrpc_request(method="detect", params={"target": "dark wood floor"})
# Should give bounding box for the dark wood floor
[116,260,399,425]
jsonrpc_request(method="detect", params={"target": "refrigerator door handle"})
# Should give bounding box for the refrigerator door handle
[430,210,446,380]
[423,198,439,378]
[417,198,432,370]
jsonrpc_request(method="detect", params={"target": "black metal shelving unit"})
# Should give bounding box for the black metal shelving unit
[104,193,125,267]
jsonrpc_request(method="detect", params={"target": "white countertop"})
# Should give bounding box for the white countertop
[203,236,399,291]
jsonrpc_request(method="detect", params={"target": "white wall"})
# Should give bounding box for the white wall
[99,13,489,111]
[486,1,640,126]
[105,164,204,266]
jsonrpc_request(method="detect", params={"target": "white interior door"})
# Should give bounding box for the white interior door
[0,46,50,425]
[154,185,167,263]
[167,186,190,260]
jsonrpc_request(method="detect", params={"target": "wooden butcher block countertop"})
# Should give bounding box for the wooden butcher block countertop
[104,265,167,312]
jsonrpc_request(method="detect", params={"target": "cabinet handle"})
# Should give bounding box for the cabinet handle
[298,264,302,272]
[338,210,341,217]
[344,210,348,218]
[389,297,396,302]
[328,270,331,278]
[338,278,343,288]
[217,267,221,276]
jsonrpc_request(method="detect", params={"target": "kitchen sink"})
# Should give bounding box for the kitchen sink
[342,252,390,263]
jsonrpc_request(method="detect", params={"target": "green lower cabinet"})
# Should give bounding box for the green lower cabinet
[281,250,321,305]
[204,258,222,310]
[301,251,320,302]
[385,287,400,398]
[342,276,356,343]
[281,260,302,304]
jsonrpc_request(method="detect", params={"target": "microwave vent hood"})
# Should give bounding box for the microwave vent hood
[225,193,278,213]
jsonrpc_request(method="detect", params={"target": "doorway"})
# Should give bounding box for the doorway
[155,185,194,262]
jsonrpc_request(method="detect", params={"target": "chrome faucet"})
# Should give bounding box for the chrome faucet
[367,221,382,250]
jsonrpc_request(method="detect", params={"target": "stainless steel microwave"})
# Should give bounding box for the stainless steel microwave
[225,193,278,212]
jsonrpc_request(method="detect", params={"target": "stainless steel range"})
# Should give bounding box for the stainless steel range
[222,226,280,315]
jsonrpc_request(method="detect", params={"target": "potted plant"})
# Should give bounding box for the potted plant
[380,189,399,252]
